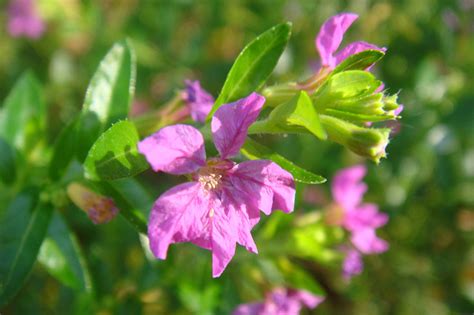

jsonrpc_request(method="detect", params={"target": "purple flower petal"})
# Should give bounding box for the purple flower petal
[331,165,367,211]
[232,302,264,315]
[138,124,206,175]
[230,160,295,215]
[316,13,358,68]
[343,203,389,231]
[288,289,325,309]
[8,0,45,39]
[183,80,214,123]
[350,228,389,254]
[342,248,364,280]
[334,41,387,66]
[148,182,211,260]
[211,93,265,159]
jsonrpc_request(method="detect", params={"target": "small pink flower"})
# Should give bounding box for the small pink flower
[182,80,214,123]
[138,93,295,277]
[342,248,363,280]
[233,287,324,315]
[7,0,45,39]
[315,13,386,70]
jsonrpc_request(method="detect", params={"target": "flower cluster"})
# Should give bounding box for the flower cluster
[7,0,45,39]
[328,165,388,279]
[233,288,324,315]
[138,93,295,277]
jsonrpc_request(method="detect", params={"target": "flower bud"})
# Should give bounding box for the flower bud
[67,182,118,224]
[320,115,390,163]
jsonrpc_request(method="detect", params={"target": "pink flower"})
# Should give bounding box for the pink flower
[233,287,324,315]
[7,0,45,39]
[342,248,363,280]
[182,80,214,123]
[315,13,385,70]
[138,93,295,277]
[331,165,389,254]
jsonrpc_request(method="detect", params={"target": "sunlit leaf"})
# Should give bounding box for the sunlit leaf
[76,40,136,161]
[84,120,148,181]
[208,22,292,118]
[249,91,327,140]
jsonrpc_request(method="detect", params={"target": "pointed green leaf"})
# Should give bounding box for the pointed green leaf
[241,138,326,184]
[0,189,53,307]
[208,22,292,118]
[76,40,136,161]
[84,120,148,181]
[38,213,93,292]
[0,72,45,153]
[249,91,327,140]
[0,138,16,184]
[332,49,385,74]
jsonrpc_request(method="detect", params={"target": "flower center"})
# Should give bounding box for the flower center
[196,158,234,191]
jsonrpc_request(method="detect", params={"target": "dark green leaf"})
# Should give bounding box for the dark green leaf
[76,40,136,161]
[249,91,327,140]
[84,120,148,181]
[0,72,45,153]
[38,213,93,292]
[241,138,326,184]
[49,118,79,181]
[332,49,385,75]
[0,137,16,184]
[208,22,292,118]
[0,189,53,307]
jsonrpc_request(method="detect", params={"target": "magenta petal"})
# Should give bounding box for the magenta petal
[335,41,386,66]
[148,182,211,260]
[232,302,264,315]
[331,165,367,211]
[316,13,358,68]
[342,248,364,280]
[344,203,389,231]
[290,290,325,309]
[211,93,265,159]
[183,80,214,123]
[138,124,206,175]
[231,160,295,214]
[210,199,237,277]
[351,228,389,254]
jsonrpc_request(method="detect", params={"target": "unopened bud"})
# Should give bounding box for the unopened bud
[67,182,119,224]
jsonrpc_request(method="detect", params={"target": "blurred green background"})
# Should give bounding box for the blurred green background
[1,0,473,314]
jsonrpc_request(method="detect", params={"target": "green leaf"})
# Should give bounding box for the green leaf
[0,189,53,307]
[38,213,93,292]
[208,22,292,118]
[76,40,136,161]
[332,49,385,74]
[92,181,148,234]
[0,138,16,184]
[249,91,327,140]
[241,138,326,184]
[0,72,45,153]
[313,70,381,112]
[277,259,325,296]
[84,120,148,181]
[49,118,79,181]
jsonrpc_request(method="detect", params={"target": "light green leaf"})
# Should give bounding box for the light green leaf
[84,120,148,181]
[313,70,381,113]
[0,138,16,184]
[0,189,53,307]
[241,138,326,184]
[332,49,385,74]
[76,40,136,161]
[0,72,45,153]
[208,22,292,118]
[38,213,93,292]
[249,91,327,140]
